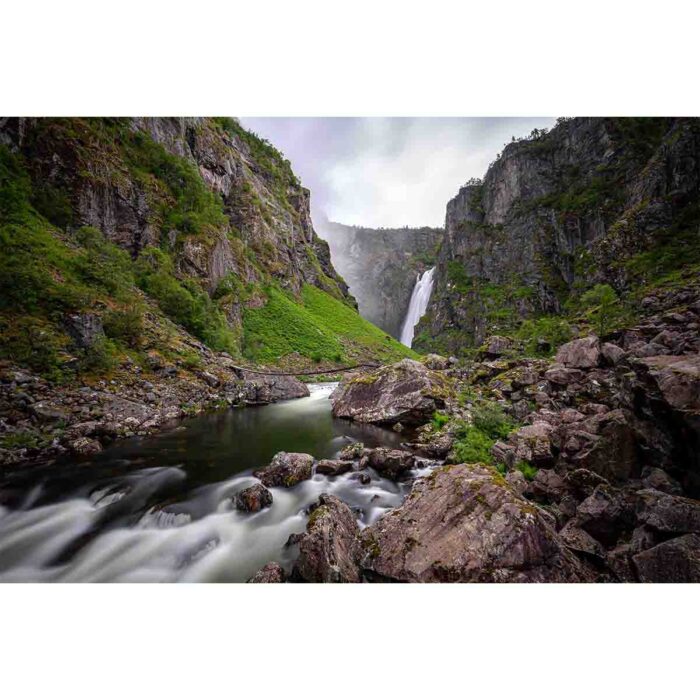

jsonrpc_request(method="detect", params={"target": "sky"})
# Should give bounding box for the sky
[240,117,556,228]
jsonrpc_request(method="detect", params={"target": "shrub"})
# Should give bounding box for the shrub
[103,304,145,348]
[77,337,118,374]
[452,425,494,464]
[471,402,514,440]
[431,411,450,429]
[515,461,538,481]
[580,283,622,336]
[516,316,572,356]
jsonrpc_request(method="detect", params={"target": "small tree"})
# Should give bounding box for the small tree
[580,284,620,336]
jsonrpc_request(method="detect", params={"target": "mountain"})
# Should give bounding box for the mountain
[0,117,413,380]
[319,220,443,339]
[415,117,700,354]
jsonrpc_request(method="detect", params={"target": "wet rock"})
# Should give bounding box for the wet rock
[636,489,700,534]
[315,459,354,477]
[293,494,362,583]
[350,472,371,485]
[69,436,103,456]
[338,442,364,460]
[575,485,635,546]
[360,464,590,583]
[365,448,415,480]
[235,483,273,512]
[555,336,601,369]
[633,534,700,583]
[248,562,286,583]
[254,452,314,488]
[330,359,453,427]
[242,375,309,403]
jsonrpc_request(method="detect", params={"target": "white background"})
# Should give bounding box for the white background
[2,1,698,698]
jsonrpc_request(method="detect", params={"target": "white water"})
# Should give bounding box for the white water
[0,384,437,582]
[399,267,435,347]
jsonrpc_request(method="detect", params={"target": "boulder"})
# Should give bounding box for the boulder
[633,534,700,583]
[242,375,310,404]
[636,489,700,534]
[529,469,567,503]
[248,562,286,583]
[293,494,362,583]
[253,452,314,488]
[338,442,364,460]
[480,335,514,359]
[315,459,354,477]
[365,448,415,480]
[508,422,555,467]
[544,366,585,386]
[601,342,626,366]
[330,359,452,427]
[555,336,601,369]
[65,313,104,348]
[235,483,273,512]
[69,436,103,456]
[641,467,682,495]
[423,354,450,370]
[636,354,700,412]
[575,485,635,546]
[559,522,606,561]
[360,464,590,583]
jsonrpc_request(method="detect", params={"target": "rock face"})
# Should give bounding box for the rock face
[319,219,443,338]
[360,464,589,582]
[293,494,362,583]
[330,359,452,427]
[254,452,314,488]
[417,118,700,352]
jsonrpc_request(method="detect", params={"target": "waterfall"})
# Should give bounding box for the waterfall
[399,267,436,347]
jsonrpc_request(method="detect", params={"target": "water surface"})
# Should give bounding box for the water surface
[0,384,429,582]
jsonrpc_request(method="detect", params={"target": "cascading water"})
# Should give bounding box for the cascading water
[399,267,435,347]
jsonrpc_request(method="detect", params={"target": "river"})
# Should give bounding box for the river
[0,384,430,582]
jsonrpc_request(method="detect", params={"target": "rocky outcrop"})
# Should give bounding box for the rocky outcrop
[253,452,314,488]
[319,219,443,338]
[248,562,287,583]
[418,118,700,352]
[360,464,590,582]
[330,358,452,427]
[292,494,362,583]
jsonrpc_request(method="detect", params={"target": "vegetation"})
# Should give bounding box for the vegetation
[516,316,572,356]
[243,284,416,365]
[452,400,515,466]
[579,284,625,337]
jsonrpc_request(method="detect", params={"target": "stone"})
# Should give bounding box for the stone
[360,464,590,583]
[253,452,314,488]
[338,442,364,460]
[544,366,585,385]
[637,354,700,412]
[235,483,273,512]
[641,467,682,495]
[529,469,567,503]
[293,494,362,583]
[248,562,286,583]
[508,422,555,467]
[330,359,452,427]
[423,354,450,370]
[241,375,310,403]
[559,521,606,561]
[555,336,601,369]
[633,534,700,583]
[505,469,528,495]
[65,313,104,349]
[575,485,634,546]
[480,335,514,358]
[636,489,700,534]
[365,448,415,480]
[31,402,70,424]
[601,342,626,366]
[69,436,102,456]
[315,459,354,477]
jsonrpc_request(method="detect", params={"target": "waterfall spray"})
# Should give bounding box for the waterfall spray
[399,267,435,347]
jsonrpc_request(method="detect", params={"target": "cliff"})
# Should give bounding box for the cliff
[319,220,443,338]
[416,118,700,354]
[0,118,412,377]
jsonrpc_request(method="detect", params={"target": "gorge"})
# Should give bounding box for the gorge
[1,117,700,583]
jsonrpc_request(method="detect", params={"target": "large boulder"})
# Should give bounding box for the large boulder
[555,336,601,369]
[636,354,700,412]
[253,452,314,488]
[359,464,590,583]
[633,534,700,583]
[293,494,362,583]
[241,374,310,404]
[315,459,354,477]
[365,448,416,480]
[574,484,635,546]
[636,489,700,535]
[330,359,452,427]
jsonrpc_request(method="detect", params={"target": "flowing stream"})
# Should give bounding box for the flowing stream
[400,267,436,347]
[0,384,432,582]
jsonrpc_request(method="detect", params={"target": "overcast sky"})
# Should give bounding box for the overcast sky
[240,117,556,229]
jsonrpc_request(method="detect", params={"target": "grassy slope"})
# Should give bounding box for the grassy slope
[242,284,417,366]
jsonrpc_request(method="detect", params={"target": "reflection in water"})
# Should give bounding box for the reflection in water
[0,384,433,582]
